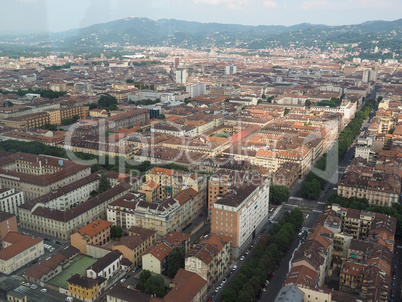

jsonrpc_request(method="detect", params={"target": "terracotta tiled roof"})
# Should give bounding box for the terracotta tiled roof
[77,219,113,238]
[0,235,42,260]
[163,268,207,302]
[107,286,151,302]
[285,265,318,287]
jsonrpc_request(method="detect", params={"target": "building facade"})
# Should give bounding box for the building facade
[211,177,269,257]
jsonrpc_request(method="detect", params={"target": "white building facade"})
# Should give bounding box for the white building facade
[0,189,24,215]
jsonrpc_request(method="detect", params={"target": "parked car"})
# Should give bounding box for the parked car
[240,256,245,261]
[30,284,38,289]
[232,265,237,271]
[41,288,48,293]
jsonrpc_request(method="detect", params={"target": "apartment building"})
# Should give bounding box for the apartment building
[3,112,50,129]
[208,170,258,212]
[67,274,103,302]
[272,162,300,189]
[291,230,333,287]
[339,261,365,292]
[23,173,100,213]
[163,268,208,302]
[0,212,18,239]
[107,187,203,237]
[0,232,44,275]
[47,105,89,125]
[106,286,151,302]
[337,158,401,207]
[185,234,231,291]
[151,123,197,137]
[142,232,190,275]
[145,167,207,198]
[0,152,91,201]
[0,189,24,215]
[112,226,156,267]
[211,176,269,257]
[70,220,113,254]
[339,208,376,240]
[18,182,131,240]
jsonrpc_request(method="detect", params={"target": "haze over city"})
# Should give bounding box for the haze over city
[1,0,402,33]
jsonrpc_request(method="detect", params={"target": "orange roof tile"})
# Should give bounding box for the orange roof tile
[77,219,112,238]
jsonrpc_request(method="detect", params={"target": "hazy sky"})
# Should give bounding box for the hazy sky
[2,0,401,33]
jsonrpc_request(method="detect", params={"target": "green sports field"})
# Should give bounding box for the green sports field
[48,255,97,288]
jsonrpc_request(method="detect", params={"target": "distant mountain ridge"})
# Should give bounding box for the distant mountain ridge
[0,17,401,51]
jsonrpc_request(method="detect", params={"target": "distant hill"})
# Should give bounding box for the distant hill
[0,17,401,53]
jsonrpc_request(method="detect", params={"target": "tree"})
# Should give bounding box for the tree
[220,288,237,302]
[110,225,123,239]
[237,290,253,302]
[156,114,165,120]
[98,94,118,111]
[87,103,97,110]
[270,185,290,205]
[167,246,185,278]
[3,100,14,107]
[284,108,290,115]
[139,269,152,287]
[145,275,165,297]
[289,208,304,230]
[300,178,321,200]
[98,173,111,193]
[40,124,58,131]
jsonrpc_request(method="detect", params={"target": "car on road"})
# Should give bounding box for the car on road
[41,288,48,293]
[120,278,126,283]
[30,284,38,289]
[240,256,245,261]
[66,297,74,302]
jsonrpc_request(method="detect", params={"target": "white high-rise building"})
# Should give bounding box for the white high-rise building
[225,65,237,75]
[175,68,187,84]
[362,69,377,83]
[186,83,207,98]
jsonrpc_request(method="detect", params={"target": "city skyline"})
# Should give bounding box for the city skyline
[1,0,401,34]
